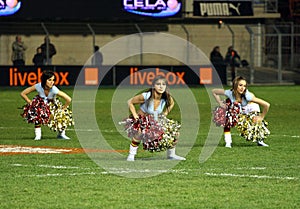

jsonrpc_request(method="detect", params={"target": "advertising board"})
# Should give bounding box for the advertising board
[0,65,225,87]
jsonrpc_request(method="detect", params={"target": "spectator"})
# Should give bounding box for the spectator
[210,46,227,84]
[40,36,56,65]
[11,35,27,66]
[32,47,44,66]
[210,46,224,65]
[92,45,103,66]
[225,46,241,81]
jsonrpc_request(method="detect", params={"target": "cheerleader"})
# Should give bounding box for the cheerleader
[212,76,270,147]
[125,76,185,161]
[20,70,72,140]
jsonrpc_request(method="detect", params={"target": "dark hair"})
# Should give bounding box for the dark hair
[145,76,172,113]
[213,46,220,51]
[41,70,55,88]
[94,45,99,52]
[15,35,22,41]
[44,36,50,42]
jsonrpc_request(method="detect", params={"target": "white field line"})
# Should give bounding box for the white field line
[28,172,98,177]
[236,167,266,170]
[1,126,300,138]
[283,135,300,138]
[0,127,119,133]
[204,172,297,180]
[22,170,188,177]
[11,163,188,174]
[10,164,298,180]
[10,164,282,171]
[11,164,92,170]
[229,132,300,138]
[18,169,188,178]
[0,127,35,130]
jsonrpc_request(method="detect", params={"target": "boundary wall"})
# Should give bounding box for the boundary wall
[0,24,251,66]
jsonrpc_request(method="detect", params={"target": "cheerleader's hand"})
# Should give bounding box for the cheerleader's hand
[253,115,263,123]
[133,114,139,120]
[219,102,227,109]
[62,105,69,110]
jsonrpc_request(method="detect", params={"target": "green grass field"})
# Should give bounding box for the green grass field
[0,85,299,209]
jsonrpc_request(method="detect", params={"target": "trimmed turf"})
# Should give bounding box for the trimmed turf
[0,85,299,209]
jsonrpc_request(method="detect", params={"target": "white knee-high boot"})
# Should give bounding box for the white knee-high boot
[224,132,232,148]
[34,127,41,140]
[257,140,269,147]
[57,130,70,140]
[127,144,138,161]
[167,147,186,160]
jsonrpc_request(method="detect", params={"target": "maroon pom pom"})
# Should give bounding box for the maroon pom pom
[21,95,51,125]
[121,114,164,152]
[213,99,240,128]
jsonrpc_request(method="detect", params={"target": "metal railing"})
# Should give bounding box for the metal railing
[254,0,278,13]
[246,23,300,83]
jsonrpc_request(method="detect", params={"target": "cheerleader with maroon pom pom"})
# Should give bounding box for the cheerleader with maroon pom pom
[20,70,72,140]
[123,76,185,161]
[212,76,270,148]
